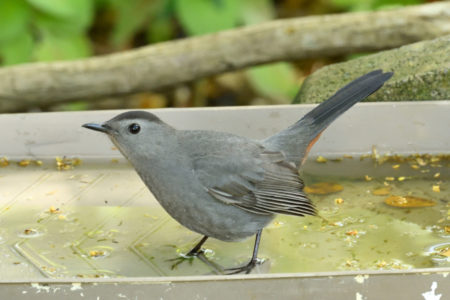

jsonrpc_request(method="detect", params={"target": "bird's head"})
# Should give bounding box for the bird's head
[83,111,174,160]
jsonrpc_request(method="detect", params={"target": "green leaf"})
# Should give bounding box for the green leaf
[109,0,162,47]
[27,0,94,29]
[246,62,299,101]
[240,0,274,25]
[331,0,421,11]
[147,15,173,43]
[372,0,421,10]
[35,13,88,37]
[0,0,30,42]
[0,32,33,65]
[58,101,89,111]
[34,34,91,62]
[175,0,241,36]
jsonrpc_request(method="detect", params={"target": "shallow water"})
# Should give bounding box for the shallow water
[0,155,448,278]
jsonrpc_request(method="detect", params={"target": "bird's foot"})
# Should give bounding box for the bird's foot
[225,257,264,275]
[168,249,204,270]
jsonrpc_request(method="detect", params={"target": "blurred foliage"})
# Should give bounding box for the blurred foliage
[0,0,429,111]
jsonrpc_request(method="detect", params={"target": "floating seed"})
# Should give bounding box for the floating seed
[316,156,327,163]
[416,157,427,166]
[56,157,82,171]
[439,247,450,257]
[304,182,343,195]
[372,187,391,196]
[0,157,9,167]
[364,175,373,181]
[24,228,37,235]
[18,160,31,167]
[384,195,436,208]
[432,185,440,193]
[346,230,358,236]
[49,206,60,214]
[331,157,343,162]
[89,250,105,257]
[334,198,344,204]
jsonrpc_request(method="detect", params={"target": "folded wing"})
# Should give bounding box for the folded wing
[193,145,315,217]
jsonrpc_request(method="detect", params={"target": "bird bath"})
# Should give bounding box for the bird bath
[0,101,449,299]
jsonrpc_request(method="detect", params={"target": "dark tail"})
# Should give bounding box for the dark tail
[263,70,393,165]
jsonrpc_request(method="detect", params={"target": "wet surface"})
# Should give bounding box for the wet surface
[0,155,448,278]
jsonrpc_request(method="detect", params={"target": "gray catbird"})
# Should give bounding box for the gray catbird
[83,70,393,274]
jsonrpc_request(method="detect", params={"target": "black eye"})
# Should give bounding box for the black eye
[128,123,140,134]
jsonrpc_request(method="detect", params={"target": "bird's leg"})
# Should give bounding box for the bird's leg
[169,236,209,270]
[186,235,209,256]
[226,230,263,275]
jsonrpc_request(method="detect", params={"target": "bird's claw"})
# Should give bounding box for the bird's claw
[225,258,263,275]
[168,249,204,270]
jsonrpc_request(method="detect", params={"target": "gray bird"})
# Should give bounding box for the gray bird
[83,70,393,274]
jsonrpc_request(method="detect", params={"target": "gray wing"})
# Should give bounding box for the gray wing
[193,145,316,217]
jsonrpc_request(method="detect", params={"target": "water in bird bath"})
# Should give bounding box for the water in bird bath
[0,154,448,279]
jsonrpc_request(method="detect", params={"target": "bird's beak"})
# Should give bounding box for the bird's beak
[82,123,109,133]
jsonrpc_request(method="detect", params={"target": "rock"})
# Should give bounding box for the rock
[293,35,450,103]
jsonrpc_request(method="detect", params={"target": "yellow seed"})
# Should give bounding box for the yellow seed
[383,181,390,186]
[334,198,344,204]
[316,156,327,163]
[89,250,105,257]
[304,182,344,195]
[392,164,400,169]
[430,156,441,163]
[434,173,440,178]
[273,220,283,227]
[371,145,379,160]
[346,230,358,236]
[364,175,373,181]
[360,154,370,161]
[385,177,395,181]
[0,157,10,167]
[439,248,450,257]
[18,159,31,167]
[343,155,353,159]
[331,157,343,162]
[398,176,406,182]
[384,195,436,208]
[49,206,60,214]
[416,157,427,166]
[410,164,420,170]
[372,187,391,196]
[432,185,440,192]
[24,228,37,235]
[376,260,387,268]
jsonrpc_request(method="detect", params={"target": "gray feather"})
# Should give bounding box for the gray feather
[186,132,316,218]
[264,70,393,165]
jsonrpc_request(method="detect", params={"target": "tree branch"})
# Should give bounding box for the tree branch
[0,2,449,111]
